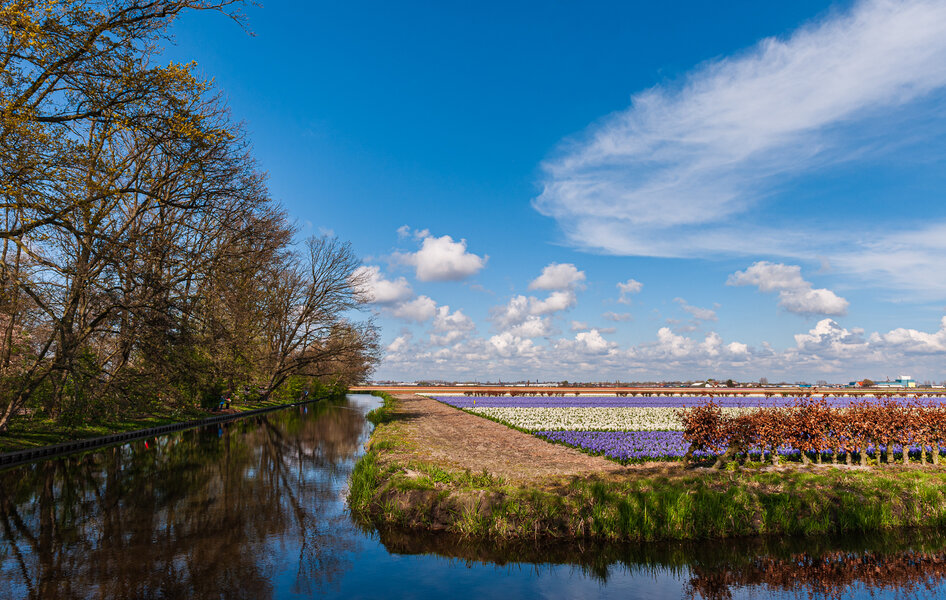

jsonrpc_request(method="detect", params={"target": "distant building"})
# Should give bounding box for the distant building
[874,375,917,388]
[850,375,918,388]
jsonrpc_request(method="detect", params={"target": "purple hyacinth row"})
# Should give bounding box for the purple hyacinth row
[534,430,693,460]
[435,395,903,409]
[532,430,941,462]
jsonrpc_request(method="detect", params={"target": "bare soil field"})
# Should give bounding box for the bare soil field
[382,394,673,483]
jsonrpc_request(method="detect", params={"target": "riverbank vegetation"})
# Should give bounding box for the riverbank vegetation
[0,1,378,438]
[350,395,946,542]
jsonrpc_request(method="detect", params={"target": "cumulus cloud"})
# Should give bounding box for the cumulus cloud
[602,311,632,322]
[490,264,585,337]
[396,231,487,281]
[390,295,438,322]
[728,261,849,316]
[491,294,568,337]
[529,263,586,291]
[386,333,412,353]
[506,316,554,339]
[532,0,946,292]
[873,316,946,354]
[489,332,537,358]
[429,306,476,346]
[617,279,643,304]
[354,265,413,305]
[793,319,868,354]
[376,314,946,382]
[530,290,577,315]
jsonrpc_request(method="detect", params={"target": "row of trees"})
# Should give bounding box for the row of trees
[0,0,379,432]
[680,398,946,468]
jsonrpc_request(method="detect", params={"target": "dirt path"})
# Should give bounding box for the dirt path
[382,394,636,483]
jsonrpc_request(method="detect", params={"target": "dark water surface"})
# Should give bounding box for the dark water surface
[2,394,946,599]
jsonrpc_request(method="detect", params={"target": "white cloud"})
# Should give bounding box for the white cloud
[532,0,946,298]
[873,316,946,354]
[396,232,487,281]
[529,263,586,291]
[354,265,413,305]
[489,332,537,358]
[617,279,643,304]
[602,311,632,322]
[386,333,412,353]
[552,329,617,356]
[490,291,577,333]
[507,316,553,339]
[728,261,849,316]
[432,305,475,333]
[429,305,476,346]
[574,329,611,353]
[530,290,577,315]
[674,298,718,321]
[570,321,590,332]
[794,319,867,355]
[390,295,438,322]
[376,313,946,382]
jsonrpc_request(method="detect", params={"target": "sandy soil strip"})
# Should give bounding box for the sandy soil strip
[383,394,634,483]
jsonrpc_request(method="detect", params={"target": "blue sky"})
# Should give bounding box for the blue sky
[166,0,946,383]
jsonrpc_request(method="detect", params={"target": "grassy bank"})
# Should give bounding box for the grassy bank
[0,390,347,454]
[349,396,946,541]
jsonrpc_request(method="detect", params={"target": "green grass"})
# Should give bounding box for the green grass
[351,445,946,542]
[351,393,946,542]
[366,391,398,425]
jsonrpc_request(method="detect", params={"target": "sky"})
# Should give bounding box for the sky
[165,0,946,383]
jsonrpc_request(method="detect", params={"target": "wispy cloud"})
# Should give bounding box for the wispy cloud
[534,0,946,293]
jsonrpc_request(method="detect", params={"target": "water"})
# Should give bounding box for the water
[1,394,945,599]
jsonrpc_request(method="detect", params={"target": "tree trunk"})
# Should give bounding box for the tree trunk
[800,451,810,466]
[846,451,853,466]
[831,450,838,465]
[902,444,909,465]
[921,445,927,465]
[934,444,940,466]
[713,446,740,470]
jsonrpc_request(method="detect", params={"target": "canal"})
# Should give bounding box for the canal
[2,394,946,599]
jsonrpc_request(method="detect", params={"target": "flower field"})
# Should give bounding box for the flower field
[534,430,693,460]
[432,395,946,466]
[463,406,755,431]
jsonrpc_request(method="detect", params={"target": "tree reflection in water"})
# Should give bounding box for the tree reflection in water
[377,516,946,599]
[6,397,946,600]
[0,401,368,600]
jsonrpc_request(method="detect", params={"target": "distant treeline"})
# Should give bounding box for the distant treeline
[0,1,379,432]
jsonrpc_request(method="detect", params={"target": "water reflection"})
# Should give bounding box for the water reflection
[2,396,946,599]
[378,517,946,599]
[0,399,369,599]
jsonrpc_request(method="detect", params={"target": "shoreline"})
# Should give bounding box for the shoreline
[0,396,337,469]
[349,394,946,541]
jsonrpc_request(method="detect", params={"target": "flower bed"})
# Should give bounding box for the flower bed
[432,395,943,464]
[467,406,757,431]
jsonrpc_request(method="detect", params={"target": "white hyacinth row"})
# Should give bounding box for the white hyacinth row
[468,406,759,432]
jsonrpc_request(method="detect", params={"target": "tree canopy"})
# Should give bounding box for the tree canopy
[0,0,379,432]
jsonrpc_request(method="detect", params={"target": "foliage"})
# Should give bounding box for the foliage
[680,398,946,468]
[0,1,378,434]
